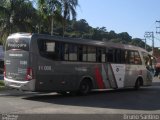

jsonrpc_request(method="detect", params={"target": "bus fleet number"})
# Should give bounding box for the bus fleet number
[38,66,52,71]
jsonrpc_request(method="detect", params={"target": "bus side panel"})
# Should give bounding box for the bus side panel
[34,61,120,92]
[30,52,38,91]
[110,64,125,88]
[35,58,79,92]
[75,63,119,90]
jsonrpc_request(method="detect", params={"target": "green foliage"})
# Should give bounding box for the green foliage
[130,38,151,51]
[61,19,151,50]
[72,19,90,33]
[0,0,37,44]
[0,81,4,86]
[0,81,5,91]
[36,0,78,36]
[0,0,151,51]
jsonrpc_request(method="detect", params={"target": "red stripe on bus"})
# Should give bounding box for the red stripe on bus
[95,66,105,89]
[109,64,118,88]
[103,64,112,88]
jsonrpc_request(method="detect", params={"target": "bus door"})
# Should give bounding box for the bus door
[125,51,142,87]
[125,64,138,87]
[142,53,154,84]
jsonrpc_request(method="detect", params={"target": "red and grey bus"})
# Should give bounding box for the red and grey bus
[4,33,154,95]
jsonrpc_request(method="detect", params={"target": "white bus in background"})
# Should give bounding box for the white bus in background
[4,33,154,95]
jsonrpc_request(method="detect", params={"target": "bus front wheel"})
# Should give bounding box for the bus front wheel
[135,79,141,90]
[78,79,91,95]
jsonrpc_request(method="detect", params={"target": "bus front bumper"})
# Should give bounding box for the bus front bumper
[4,77,35,91]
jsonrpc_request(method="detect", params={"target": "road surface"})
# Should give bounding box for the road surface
[0,78,160,114]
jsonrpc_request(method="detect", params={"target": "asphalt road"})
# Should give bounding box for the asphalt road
[0,78,160,115]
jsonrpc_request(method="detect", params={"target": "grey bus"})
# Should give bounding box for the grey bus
[4,33,153,95]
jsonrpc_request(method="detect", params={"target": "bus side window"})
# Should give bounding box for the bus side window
[64,44,69,60]
[121,50,126,63]
[78,46,83,61]
[115,49,121,63]
[129,51,135,64]
[134,51,142,64]
[60,43,65,60]
[101,48,106,62]
[96,48,102,62]
[142,52,151,67]
[87,46,96,62]
[69,44,78,61]
[83,46,87,61]
[96,48,106,63]
[107,49,114,63]
[125,50,129,64]
[38,39,59,60]
[142,53,155,74]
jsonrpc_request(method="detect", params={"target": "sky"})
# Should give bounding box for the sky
[76,0,160,47]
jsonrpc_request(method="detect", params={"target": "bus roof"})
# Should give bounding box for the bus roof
[8,33,148,52]
[8,33,32,39]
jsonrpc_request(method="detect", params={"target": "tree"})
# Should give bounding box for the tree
[72,19,90,33]
[0,0,13,44]
[0,0,36,44]
[118,32,132,43]
[37,0,78,36]
[13,0,37,32]
[108,30,117,40]
[37,0,62,35]
[60,0,78,37]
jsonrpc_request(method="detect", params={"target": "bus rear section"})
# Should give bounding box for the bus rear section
[4,33,35,91]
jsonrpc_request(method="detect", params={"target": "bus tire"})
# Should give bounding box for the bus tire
[134,79,141,90]
[78,79,92,95]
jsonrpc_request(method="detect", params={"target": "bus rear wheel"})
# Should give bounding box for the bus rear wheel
[78,80,91,95]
